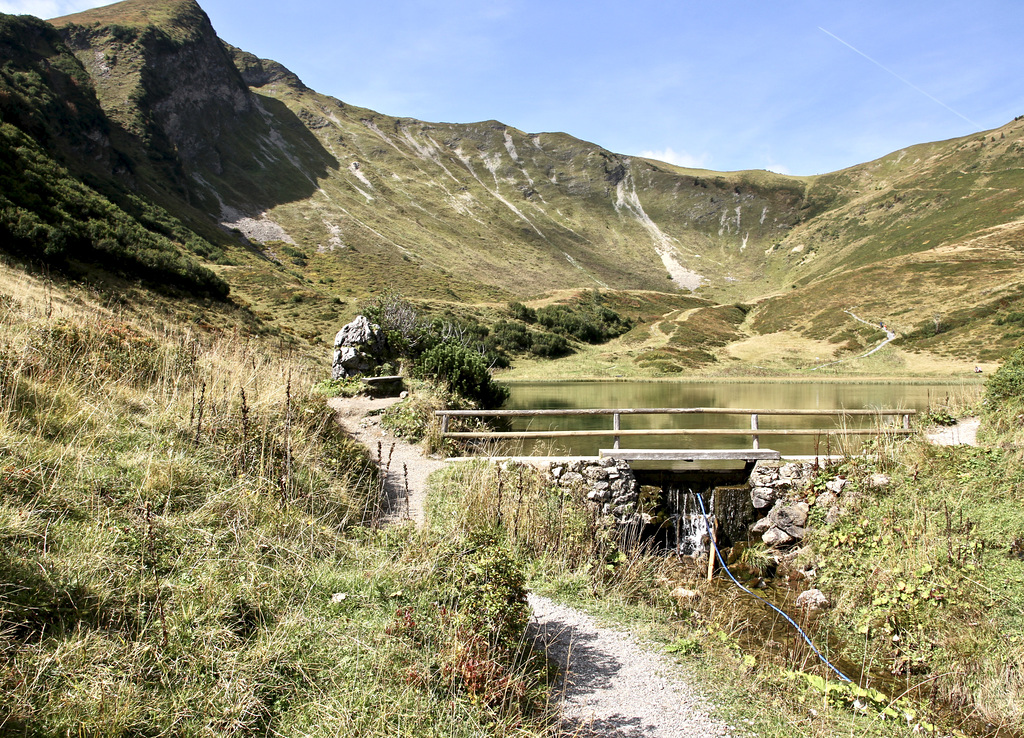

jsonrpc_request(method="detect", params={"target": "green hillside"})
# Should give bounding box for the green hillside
[0,0,1018,368]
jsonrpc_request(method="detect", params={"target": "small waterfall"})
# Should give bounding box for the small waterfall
[662,484,757,556]
[667,487,713,556]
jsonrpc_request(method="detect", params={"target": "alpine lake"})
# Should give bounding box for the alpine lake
[499,379,981,457]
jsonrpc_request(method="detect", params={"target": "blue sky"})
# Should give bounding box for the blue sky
[3,0,1022,175]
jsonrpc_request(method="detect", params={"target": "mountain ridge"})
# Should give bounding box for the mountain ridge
[0,0,1020,365]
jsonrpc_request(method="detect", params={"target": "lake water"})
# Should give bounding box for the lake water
[501,380,977,456]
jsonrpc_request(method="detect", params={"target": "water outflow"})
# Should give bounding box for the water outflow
[663,484,756,556]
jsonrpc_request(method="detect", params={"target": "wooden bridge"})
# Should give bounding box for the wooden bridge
[435,406,916,464]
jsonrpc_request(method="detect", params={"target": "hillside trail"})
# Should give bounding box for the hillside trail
[643,307,701,349]
[329,394,735,737]
[811,310,897,371]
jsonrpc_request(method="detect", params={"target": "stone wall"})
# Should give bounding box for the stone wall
[548,458,640,522]
[541,457,887,553]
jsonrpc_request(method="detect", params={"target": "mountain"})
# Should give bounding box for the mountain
[1,0,1022,365]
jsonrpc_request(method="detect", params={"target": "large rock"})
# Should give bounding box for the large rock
[751,485,777,509]
[762,527,795,547]
[768,500,809,538]
[332,316,387,379]
[868,473,891,489]
[795,588,830,613]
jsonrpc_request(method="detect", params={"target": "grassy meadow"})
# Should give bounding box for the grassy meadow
[0,266,553,736]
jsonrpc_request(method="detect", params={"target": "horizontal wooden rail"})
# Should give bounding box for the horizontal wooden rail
[435,406,917,450]
[442,428,913,439]
[435,407,916,417]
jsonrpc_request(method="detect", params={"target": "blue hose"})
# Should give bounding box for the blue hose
[694,490,852,683]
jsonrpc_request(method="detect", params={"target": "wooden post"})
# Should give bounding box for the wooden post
[440,414,449,437]
[706,517,717,581]
[751,413,760,450]
[613,412,621,450]
[903,413,911,431]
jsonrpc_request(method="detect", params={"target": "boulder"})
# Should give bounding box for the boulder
[762,527,795,547]
[769,501,809,538]
[795,588,829,613]
[751,485,777,509]
[749,464,780,488]
[814,491,838,511]
[558,471,585,488]
[868,473,891,489]
[825,478,848,494]
[779,462,815,490]
[331,316,388,379]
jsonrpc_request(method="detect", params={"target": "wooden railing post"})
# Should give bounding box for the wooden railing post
[750,413,760,450]
[903,413,911,431]
[440,413,449,438]
[613,412,621,450]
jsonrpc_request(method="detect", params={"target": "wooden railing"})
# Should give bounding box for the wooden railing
[434,407,916,450]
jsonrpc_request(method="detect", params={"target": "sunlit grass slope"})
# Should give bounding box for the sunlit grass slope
[0,266,551,736]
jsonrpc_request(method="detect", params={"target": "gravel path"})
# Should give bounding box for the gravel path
[327,395,445,525]
[926,416,981,447]
[530,595,735,738]
[330,395,733,737]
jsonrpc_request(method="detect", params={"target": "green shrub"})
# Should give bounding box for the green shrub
[492,320,532,352]
[415,343,508,409]
[985,343,1024,409]
[529,332,571,358]
[437,531,529,651]
[0,123,229,298]
[535,300,632,344]
[507,301,536,323]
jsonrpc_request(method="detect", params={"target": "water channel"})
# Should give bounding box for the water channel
[502,380,978,457]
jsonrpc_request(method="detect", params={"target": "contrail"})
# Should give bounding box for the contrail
[819,27,983,130]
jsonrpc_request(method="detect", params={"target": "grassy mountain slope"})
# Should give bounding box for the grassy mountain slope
[0,0,1019,367]
[753,119,1024,362]
[48,0,812,304]
[0,13,228,297]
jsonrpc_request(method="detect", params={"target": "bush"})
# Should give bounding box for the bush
[491,321,532,352]
[415,342,508,409]
[535,300,632,344]
[986,343,1024,409]
[437,531,529,651]
[529,332,571,358]
[507,301,536,323]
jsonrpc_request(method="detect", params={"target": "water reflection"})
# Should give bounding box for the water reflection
[503,381,976,456]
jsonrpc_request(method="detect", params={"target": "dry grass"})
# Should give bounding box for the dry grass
[0,268,552,737]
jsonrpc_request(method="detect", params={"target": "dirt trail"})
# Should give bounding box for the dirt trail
[926,417,981,447]
[329,394,734,737]
[328,395,445,525]
[811,310,897,371]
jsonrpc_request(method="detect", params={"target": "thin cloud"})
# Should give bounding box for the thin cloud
[0,0,106,19]
[636,147,709,169]
[819,27,983,131]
